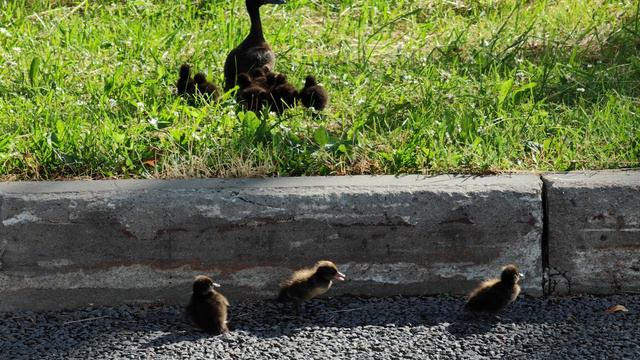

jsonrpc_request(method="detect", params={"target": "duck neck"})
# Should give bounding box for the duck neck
[246,1,264,41]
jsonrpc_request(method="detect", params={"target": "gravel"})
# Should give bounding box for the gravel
[1,295,639,359]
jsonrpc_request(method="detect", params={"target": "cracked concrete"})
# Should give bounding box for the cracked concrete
[1,171,637,310]
[0,175,543,311]
[544,170,640,295]
[0,239,6,271]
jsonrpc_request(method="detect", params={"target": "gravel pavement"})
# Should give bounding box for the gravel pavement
[1,295,639,359]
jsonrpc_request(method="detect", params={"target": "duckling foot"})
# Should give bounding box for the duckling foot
[493,314,513,322]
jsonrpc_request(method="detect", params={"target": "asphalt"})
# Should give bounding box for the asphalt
[1,295,638,359]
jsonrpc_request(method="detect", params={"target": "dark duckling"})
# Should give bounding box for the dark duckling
[224,0,286,91]
[278,260,346,304]
[268,73,298,113]
[249,66,270,88]
[193,72,220,101]
[237,72,269,112]
[464,264,524,314]
[185,275,229,335]
[299,75,328,110]
[176,64,196,96]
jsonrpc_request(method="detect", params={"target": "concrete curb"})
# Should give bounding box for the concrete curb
[543,170,640,295]
[0,170,636,311]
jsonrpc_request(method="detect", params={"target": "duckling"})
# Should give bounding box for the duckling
[193,72,220,101]
[249,66,270,88]
[268,73,298,114]
[237,72,254,90]
[224,0,286,91]
[464,264,524,314]
[278,260,346,304]
[237,72,269,112]
[185,275,229,335]
[176,64,196,96]
[299,75,328,110]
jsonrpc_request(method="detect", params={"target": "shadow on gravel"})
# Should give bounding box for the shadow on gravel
[4,295,640,358]
[139,295,569,341]
[220,296,553,339]
[446,314,497,338]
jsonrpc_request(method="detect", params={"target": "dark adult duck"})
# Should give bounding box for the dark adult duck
[224,0,285,91]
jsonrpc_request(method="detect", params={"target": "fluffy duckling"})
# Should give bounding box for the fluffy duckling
[278,260,346,304]
[268,73,298,114]
[299,75,328,110]
[464,264,524,314]
[176,64,196,96]
[185,275,229,335]
[249,66,270,88]
[193,72,220,101]
[224,0,286,91]
[237,72,269,112]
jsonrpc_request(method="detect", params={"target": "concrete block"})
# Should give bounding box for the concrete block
[544,170,640,295]
[0,175,543,311]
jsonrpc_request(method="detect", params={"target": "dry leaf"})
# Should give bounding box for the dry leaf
[605,305,629,314]
[142,159,157,166]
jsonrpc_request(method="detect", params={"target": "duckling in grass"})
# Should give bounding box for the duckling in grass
[224,0,286,91]
[464,264,524,315]
[176,64,196,96]
[249,66,270,88]
[278,260,345,305]
[268,73,298,114]
[299,75,328,110]
[237,72,269,112]
[194,72,220,101]
[186,275,229,335]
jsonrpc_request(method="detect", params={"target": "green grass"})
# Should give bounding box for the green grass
[0,0,639,180]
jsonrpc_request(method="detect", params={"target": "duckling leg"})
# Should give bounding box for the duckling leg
[493,314,514,322]
[284,300,305,320]
[291,301,304,320]
[277,300,303,320]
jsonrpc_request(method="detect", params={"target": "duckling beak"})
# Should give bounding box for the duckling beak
[334,271,346,281]
[212,282,221,288]
[264,0,286,4]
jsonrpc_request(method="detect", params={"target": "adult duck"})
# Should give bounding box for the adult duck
[224,0,285,91]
